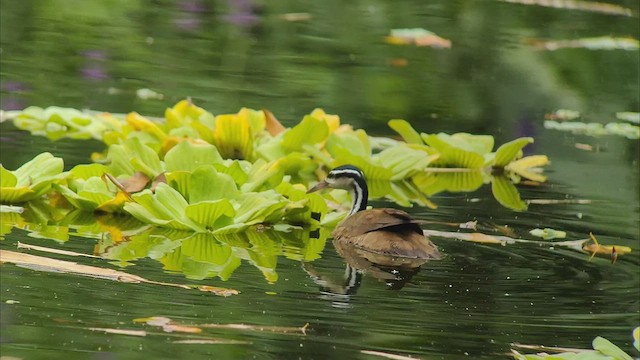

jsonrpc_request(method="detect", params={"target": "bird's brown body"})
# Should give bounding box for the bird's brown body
[308,165,442,261]
[332,208,442,260]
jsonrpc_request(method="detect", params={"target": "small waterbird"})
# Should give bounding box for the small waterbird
[307,165,442,260]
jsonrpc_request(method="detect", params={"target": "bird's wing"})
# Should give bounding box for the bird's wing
[336,208,423,237]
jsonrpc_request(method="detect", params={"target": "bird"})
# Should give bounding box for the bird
[307,165,442,260]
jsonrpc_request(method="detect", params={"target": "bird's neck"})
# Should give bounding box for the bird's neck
[348,178,368,216]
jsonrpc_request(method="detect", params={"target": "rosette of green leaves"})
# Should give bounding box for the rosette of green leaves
[53,163,129,212]
[122,140,327,233]
[13,106,122,141]
[1,153,64,203]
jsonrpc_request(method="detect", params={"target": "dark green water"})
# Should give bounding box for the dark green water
[1,1,639,359]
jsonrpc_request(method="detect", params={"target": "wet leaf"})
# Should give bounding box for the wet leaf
[388,119,423,144]
[633,327,639,351]
[164,141,223,172]
[545,109,581,121]
[422,133,491,168]
[491,175,528,211]
[212,111,254,160]
[616,112,640,124]
[545,120,640,139]
[592,336,633,360]
[1,152,64,203]
[492,137,533,167]
[505,155,550,182]
[188,166,239,203]
[283,114,329,151]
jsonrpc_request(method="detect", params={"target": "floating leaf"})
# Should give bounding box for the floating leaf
[529,228,567,240]
[412,171,484,196]
[164,141,223,172]
[188,166,239,203]
[283,114,329,152]
[212,111,254,160]
[388,119,423,144]
[422,133,491,168]
[492,175,527,211]
[1,153,64,203]
[616,112,640,124]
[506,155,550,182]
[185,200,235,230]
[492,137,533,167]
[592,336,633,360]
[386,28,452,48]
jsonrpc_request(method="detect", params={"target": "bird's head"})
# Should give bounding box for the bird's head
[307,165,365,193]
[307,165,368,215]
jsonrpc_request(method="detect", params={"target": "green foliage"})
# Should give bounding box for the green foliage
[5,100,552,229]
[0,153,64,203]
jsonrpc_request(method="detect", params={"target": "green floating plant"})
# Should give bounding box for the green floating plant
[1,152,65,203]
[8,100,551,217]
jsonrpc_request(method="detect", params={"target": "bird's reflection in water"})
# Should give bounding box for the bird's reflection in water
[303,239,432,308]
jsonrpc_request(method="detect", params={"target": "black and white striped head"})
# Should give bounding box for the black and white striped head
[307,165,369,215]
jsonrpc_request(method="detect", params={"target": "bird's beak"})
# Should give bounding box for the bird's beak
[307,180,329,194]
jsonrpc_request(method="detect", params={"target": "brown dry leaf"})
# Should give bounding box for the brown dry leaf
[101,173,134,201]
[583,233,632,258]
[361,350,421,360]
[0,250,238,296]
[201,322,309,335]
[17,242,101,259]
[198,285,240,297]
[150,172,167,192]
[119,171,151,193]
[467,233,505,244]
[263,109,286,136]
[87,327,147,337]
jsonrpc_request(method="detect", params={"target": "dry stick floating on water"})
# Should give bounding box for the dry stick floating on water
[86,326,251,344]
[136,316,309,336]
[360,350,422,360]
[0,250,239,296]
[201,322,310,335]
[17,241,102,259]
